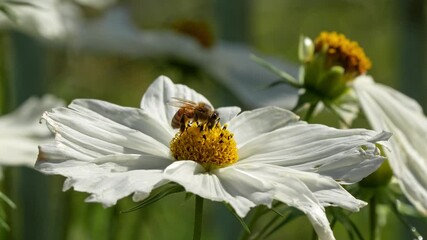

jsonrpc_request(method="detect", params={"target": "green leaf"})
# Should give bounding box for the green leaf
[120,184,184,213]
[251,54,302,88]
[0,191,15,209]
[224,204,250,234]
[263,208,304,239]
[0,216,10,231]
[395,200,425,218]
[387,197,423,239]
[330,208,364,240]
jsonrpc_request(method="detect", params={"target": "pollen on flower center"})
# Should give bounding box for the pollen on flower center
[315,31,372,75]
[169,122,238,170]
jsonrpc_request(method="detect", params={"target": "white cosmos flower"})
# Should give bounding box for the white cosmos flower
[0,95,64,167]
[353,75,427,215]
[36,76,390,240]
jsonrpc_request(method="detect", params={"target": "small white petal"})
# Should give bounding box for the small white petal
[354,75,427,215]
[216,106,241,124]
[140,76,212,130]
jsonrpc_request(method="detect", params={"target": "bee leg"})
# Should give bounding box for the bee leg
[180,114,188,132]
[207,112,220,129]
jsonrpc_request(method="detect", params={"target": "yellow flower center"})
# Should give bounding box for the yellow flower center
[172,20,215,49]
[315,31,372,76]
[169,122,238,171]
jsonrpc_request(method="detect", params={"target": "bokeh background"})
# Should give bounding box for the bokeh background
[0,0,426,239]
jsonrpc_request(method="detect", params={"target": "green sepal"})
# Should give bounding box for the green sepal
[292,90,320,113]
[316,65,346,99]
[251,54,302,88]
[359,159,393,188]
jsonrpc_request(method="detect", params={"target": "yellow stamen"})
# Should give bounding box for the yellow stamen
[315,31,372,75]
[170,122,238,170]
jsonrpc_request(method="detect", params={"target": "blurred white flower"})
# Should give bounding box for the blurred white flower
[37,76,390,240]
[0,0,117,41]
[353,75,427,215]
[1,2,299,108]
[73,6,299,109]
[0,94,64,167]
[0,0,80,41]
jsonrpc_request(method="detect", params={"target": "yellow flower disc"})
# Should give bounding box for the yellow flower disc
[315,31,372,75]
[170,122,238,171]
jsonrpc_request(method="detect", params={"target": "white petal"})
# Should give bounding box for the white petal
[228,164,337,240]
[354,75,427,214]
[70,99,174,146]
[36,160,167,207]
[238,122,390,184]
[41,100,170,159]
[327,89,360,126]
[228,107,301,148]
[163,161,274,217]
[0,95,64,166]
[216,106,241,124]
[140,76,212,130]
[0,94,64,136]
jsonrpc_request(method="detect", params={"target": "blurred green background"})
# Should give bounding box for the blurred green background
[0,0,426,239]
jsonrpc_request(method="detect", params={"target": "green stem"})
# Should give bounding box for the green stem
[193,196,204,240]
[369,196,377,240]
[304,101,318,122]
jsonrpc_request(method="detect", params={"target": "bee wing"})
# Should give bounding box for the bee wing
[167,97,198,108]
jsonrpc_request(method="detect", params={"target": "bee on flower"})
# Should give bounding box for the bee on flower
[36,76,390,240]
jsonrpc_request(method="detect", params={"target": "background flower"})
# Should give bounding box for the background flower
[0,94,64,167]
[354,75,427,215]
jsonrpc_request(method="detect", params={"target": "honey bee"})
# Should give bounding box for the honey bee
[168,97,219,131]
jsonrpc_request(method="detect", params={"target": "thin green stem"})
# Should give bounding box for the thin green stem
[239,207,261,240]
[369,196,377,240]
[304,101,318,122]
[193,196,204,240]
